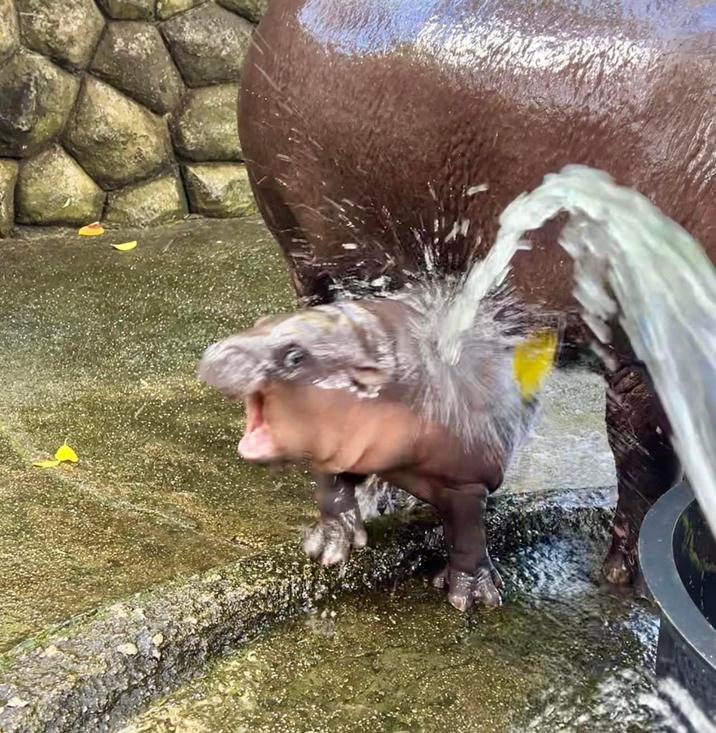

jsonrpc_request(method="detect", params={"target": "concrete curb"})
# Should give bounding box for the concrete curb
[0,488,614,733]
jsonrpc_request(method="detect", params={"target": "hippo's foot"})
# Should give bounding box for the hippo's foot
[303,509,367,566]
[601,519,638,586]
[432,563,504,611]
[601,547,635,586]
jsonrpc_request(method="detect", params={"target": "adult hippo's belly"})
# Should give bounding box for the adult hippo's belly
[240,0,715,305]
[238,0,716,585]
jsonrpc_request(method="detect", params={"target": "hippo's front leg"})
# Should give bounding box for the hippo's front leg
[433,484,504,611]
[303,472,368,566]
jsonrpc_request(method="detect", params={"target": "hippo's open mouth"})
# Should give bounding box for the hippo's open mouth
[238,392,280,462]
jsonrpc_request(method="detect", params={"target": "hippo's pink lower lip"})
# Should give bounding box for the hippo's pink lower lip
[239,392,280,462]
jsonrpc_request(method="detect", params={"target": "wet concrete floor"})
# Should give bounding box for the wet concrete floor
[121,536,657,733]
[0,216,615,652]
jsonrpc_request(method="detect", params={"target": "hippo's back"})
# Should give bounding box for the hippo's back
[240,0,716,305]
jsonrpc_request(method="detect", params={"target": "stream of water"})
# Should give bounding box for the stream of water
[439,164,716,537]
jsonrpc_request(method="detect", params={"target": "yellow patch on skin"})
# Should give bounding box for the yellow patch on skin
[513,331,559,400]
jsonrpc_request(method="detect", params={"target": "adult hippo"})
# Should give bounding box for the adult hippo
[237,0,716,586]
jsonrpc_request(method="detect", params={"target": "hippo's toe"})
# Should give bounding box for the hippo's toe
[303,511,367,566]
[601,548,634,585]
[432,563,504,611]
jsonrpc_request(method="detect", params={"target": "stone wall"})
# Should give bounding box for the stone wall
[0,0,267,237]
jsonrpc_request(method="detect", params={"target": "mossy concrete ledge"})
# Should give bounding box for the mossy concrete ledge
[0,488,613,733]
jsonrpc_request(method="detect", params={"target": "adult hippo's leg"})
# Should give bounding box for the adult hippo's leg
[244,174,337,306]
[303,472,369,565]
[432,484,504,610]
[603,364,682,585]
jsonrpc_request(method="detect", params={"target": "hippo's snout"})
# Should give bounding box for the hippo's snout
[197,336,265,398]
[199,341,224,367]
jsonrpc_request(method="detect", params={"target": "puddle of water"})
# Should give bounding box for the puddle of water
[122,536,660,733]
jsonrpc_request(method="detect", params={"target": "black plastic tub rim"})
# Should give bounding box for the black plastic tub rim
[639,480,716,673]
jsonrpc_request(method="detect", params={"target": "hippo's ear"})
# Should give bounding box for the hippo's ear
[349,365,390,389]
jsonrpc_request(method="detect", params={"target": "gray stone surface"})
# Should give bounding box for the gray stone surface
[0,0,19,64]
[64,76,173,190]
[0,159,18,237]
[0,50,80,157]
[97,0,156,19]
[16,0,105,70]
[105,173,187,226]
[218,0,268,24]
[91,21,184,115]
[160,2,254,86]
[171,84,241,161]
[504,370,615,493]
[184,163,255,217]
[0,0,261,230]
[156,0,204,20]
[16,146,105,225]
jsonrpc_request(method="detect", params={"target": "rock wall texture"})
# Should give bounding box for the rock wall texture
[0,0,267,235]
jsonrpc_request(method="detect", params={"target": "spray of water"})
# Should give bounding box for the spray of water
[396,281,534,464]
[440,164,716,536]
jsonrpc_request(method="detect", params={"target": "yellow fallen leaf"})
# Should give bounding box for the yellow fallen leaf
[33,459,60,469]
[513,330,559,401]
[55,444,79,463]
[78,222,105,237]
[112,240,137,252]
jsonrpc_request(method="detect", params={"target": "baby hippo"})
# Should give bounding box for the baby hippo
[198,291,553,610]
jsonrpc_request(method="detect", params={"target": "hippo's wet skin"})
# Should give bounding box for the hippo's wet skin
[200,294,539,610]
[237,0,715,588]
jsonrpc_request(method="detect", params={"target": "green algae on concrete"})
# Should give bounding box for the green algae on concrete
[121,534,658,733]
[0,428,238,652]
[0,217,317,651]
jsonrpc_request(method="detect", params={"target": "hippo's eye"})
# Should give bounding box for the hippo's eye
[282,347,306,370]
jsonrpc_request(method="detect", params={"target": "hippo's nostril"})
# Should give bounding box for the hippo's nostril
[197,338,260,398]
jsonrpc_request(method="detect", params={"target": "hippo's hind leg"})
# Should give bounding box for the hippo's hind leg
[303,472,368,566]
[433,484,504,611]
[603,364,681,585]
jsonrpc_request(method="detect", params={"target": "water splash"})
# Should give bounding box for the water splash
[440,164,716,536]
[396,281,534,464]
